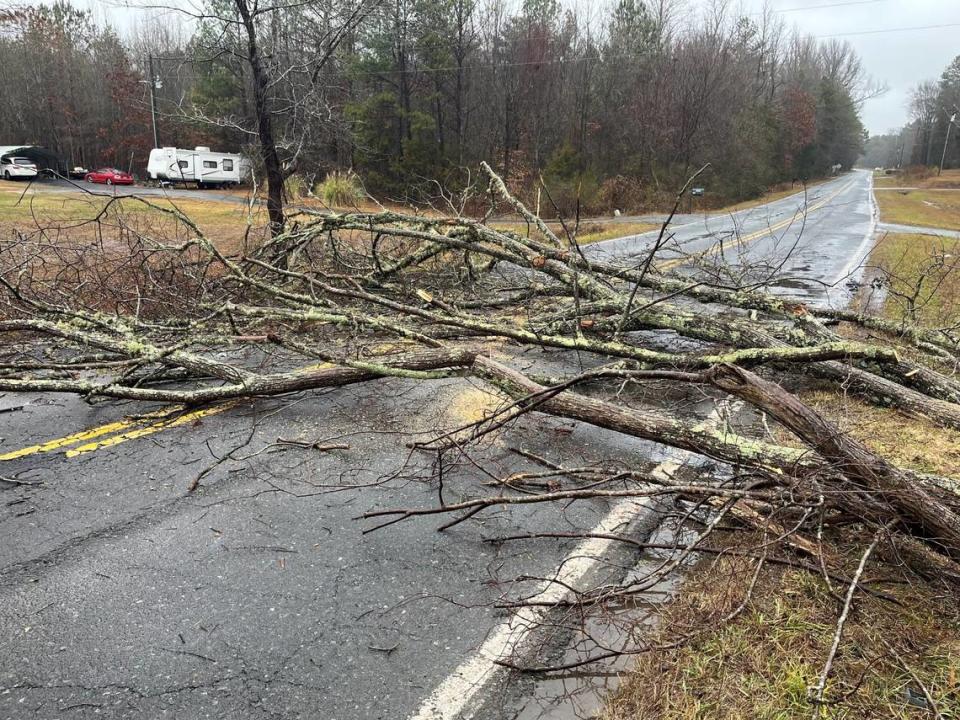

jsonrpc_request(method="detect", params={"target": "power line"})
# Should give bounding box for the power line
[817,22,960,39]
[752,0,887,15]
[339,21,960,77]
[147,13,960,81]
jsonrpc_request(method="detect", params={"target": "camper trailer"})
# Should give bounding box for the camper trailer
[147,147,250,187]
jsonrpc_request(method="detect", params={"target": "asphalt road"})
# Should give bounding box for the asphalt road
[0,171,877,719]
[590,170,877,309]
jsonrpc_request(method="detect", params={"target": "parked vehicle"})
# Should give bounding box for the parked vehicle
[147,146,249,188]
[84,168,134,186]
[1,156,38,180]
[69,166,89,180]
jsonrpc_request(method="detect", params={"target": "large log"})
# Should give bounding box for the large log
[705,363,960,560]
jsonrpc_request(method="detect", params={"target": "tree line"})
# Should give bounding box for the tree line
[860,54,960,172]
[0,5,150,172]
[1,0,869,213]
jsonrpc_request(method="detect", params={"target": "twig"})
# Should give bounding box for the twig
[275,437,350,452]
[810,525,887,715]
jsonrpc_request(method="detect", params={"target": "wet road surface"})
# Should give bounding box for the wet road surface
[590,170,877,308]
[0,171,877,719]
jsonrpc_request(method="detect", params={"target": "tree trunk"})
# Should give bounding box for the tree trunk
[235,0,285,237]
[706,363,960,560]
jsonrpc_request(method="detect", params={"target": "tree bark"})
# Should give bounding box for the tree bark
[705,363,960,560]
[235,0,285,237]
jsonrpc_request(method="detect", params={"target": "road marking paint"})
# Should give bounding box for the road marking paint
[0,408,172,461]
[0,361,335,462]
[409,459,684,720]
[407,493,667,720]
[828,171,878,298]
[658,177,856,271]
[409,399,737,720]
[64,403,236,457]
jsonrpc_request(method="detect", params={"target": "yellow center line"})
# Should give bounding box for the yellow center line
[658,178,855,271]
[64,402,238,457]
[1,361,336,462]
[0,408,172,461]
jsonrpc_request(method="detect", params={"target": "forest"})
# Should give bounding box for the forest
[0,0,869,210]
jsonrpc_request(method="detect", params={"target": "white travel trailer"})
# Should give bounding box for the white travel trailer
[147,146,250,187]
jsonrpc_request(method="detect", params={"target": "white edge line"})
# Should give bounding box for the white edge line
[830,170,878,291]
[407,468,673,720]
[409,402,732,720]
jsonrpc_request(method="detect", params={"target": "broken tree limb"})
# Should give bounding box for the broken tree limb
[705,363,960,560]
[0,347,476,404]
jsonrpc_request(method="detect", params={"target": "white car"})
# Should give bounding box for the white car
[1,156,38,180]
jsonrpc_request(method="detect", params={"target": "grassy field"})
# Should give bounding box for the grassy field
[601,326,960,719]
[792,388,960,478]
[0,182,267,252]
[490,219,659,245]
[863,232,960,327]
[873,188,960,230]
[604,385,960,719]
[874,168,960,190]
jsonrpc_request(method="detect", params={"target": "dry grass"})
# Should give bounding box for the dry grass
[776,389,960,479]
[863,233,960,327]
[873,174,900,188]
[603,547,960,720]
[0,186,268,253]
[922,169,960,189]
[874,189,960,230]
[708,178,832,215]
[873,168,960,190]
[605,384,960,720]
[577,221,659,243]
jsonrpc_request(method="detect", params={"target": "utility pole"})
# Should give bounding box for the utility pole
[939,109,958,176]
[925,117,936,166]
[147,54,159,148]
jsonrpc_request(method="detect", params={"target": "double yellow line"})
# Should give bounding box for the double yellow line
[658,178,855,271]
[0,404,234,462]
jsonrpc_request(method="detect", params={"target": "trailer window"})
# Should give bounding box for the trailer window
[203,160,217,169]
[178,161,188,169]
[222,159,234,171]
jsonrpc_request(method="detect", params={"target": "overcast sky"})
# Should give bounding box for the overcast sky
[712,0,960,135]
[46,0,960,136]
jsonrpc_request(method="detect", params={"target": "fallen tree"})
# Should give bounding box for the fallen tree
[2,165,960,703]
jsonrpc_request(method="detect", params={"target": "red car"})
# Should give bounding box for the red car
[84,168,135,186]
